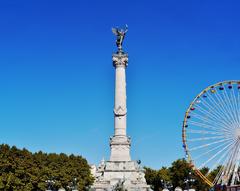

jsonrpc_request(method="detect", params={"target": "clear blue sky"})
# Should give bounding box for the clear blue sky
[0,0,240,169]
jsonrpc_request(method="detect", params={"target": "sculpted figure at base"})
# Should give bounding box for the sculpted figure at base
[113,180,127,191]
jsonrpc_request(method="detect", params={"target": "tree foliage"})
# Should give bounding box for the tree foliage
[144,158,218,191]
[0,144,94,190]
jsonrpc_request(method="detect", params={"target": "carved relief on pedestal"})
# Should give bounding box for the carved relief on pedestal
[110,135,131,145]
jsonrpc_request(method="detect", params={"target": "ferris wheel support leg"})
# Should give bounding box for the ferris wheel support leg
[230,153,240,186]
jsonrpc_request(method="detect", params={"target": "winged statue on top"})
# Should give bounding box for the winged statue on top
[112,25,128,53]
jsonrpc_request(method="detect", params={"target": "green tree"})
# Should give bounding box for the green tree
[144,166,171,191]
[144,159,212,191]
[0,144,94,190]
[169,158,192,189]
[144,167,159,191]
[193,167,210,191]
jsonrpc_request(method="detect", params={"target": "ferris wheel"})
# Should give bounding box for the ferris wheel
[182,80,240,187]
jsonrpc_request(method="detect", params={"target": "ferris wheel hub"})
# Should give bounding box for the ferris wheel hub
[235,128,240,139]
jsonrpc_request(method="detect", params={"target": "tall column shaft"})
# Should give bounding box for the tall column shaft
[110,53,131,162]
[114,65,127,136]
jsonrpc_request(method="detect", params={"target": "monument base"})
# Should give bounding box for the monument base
[91,160,151,191]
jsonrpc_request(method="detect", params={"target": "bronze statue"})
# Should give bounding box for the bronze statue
[112,25,128,53]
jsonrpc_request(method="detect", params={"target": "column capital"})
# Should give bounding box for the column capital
[112,53,128,67]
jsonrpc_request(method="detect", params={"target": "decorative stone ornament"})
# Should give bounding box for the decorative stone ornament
[112,53,128,68]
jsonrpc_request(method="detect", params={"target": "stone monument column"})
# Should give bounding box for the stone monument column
[110,52,131,162]
[113,53,128,136]
[91,26,151,191]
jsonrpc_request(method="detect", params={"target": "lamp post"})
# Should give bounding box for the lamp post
[167,182,173,191]
[46,178,56,191]
[67,178,78,191]
[72,178,78,191]
[184,172,195,191]
[161,179,167,189]
[161,179,173,191]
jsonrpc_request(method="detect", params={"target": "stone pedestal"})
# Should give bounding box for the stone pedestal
[110,135,131,162]
[91,159,150,191]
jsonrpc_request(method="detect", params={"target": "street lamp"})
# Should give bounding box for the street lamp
[46,178,56,191]
[161,179,167,189]
[161,179,173,191]
[184,172,195,191]
[67,178,78,191]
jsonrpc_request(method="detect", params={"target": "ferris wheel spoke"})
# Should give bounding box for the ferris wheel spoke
[202,140,236,171]
[188,136,226,142]
[222,141,240,180]
[213,147,236,185]
[219,89,238,126]
[213,166,225,185]
[223,88,239,126]
[189,113,233,134]
[199,95,232,126]
[235,89,240,129]
[230,157,240,185]
[190,110,223,126]
[187,129,229,136]
[200,95,229,122]
[209,144,233,177]
[193,103,231,131]
[223,156,236,182]
[237,90,240,123]
[188,129,232,137]
[204,90,233,123]
[236,89,240,125]
[193,139,233,161]
[216,89,235,123]
[231,87,240,126]
[213,160,229,185]
[207,91,234,126]
[213,89,235,121]
[208,90,235,126]
[199,139,237,169]
[212,148,235,185]
[224,87,239,126]
[189,138,233,152]
[188,120,233,136]
[230,143,240,185]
